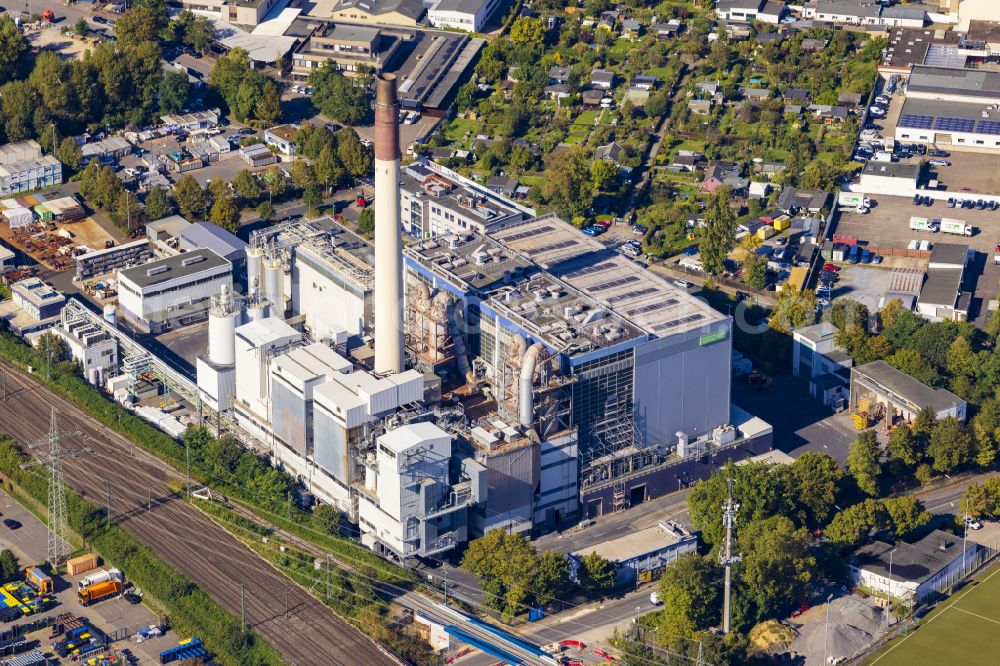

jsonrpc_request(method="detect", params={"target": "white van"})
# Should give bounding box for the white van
[650,592,663,606]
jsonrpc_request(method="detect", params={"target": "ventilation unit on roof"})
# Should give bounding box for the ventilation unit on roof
[182,255,206,267]
[146,266,169,277]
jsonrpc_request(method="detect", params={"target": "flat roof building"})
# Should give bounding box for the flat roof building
[0,141,61,196]
[117,249,233,333]
[428,0,503,32]
[331,0,425,27]
[570,520,697,585]
[292,22,403,79]
[850,529,977,602]
[12,278,65,322]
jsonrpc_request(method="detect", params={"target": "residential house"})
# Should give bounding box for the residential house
[621,18,642,39]
[591,68,615,90]
[688,99,714,115]
[740,87,771,101]
[548,66,571,84]
[544,84,571,100]
[808,104,850,122]
[702,161,749,193]
[582,90,605,106]
[754,160,787,178]
[264,124,299,157]
[630,75,658,91]
[801,37,828,51]
[594,142,632,178]
[668,153,705,172]
[776,187,829,213]
[838,92,863,107]
[652,19,682,38]
[784,88,811,104]
[486,175,518,197]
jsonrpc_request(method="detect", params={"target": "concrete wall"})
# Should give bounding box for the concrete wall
[291,250,368,339]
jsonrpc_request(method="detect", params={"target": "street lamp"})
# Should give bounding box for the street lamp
[962,514,971,575]
[823,593,834,666]
[886,549,897,631]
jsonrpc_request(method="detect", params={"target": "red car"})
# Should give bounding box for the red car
[822,263,840,272]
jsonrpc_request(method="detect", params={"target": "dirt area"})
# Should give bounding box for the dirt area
[786,594,888,665]
[832,265,899,312]
[25,26,98,59]
[0,217,116,272]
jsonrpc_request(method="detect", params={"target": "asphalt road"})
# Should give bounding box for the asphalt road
[0,364,400,666]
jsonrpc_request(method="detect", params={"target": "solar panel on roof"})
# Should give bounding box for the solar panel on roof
[588,275,640,293]
[626,299,680,317]
[934,116,975,132]
[533,239,578,255]
[607,287,659,304]
[899,114,933,129]
[978,120,1000,135]
[652,313,704,331]
[565,261,615,279]
[503,225,553,242]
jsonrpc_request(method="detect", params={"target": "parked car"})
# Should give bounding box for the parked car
[822,263,840,272]
[861,249,872,264]
[631,224,647,235]
[947,197,956,208]
[929,159,950,167]
[3,519,19,530]
[875,95,889,105]
[93,15,107,23]
[991,200,999,211]
[929,149,949,157]
[919,240,931,252]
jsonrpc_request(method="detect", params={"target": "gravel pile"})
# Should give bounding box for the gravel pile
[791,595,887,665]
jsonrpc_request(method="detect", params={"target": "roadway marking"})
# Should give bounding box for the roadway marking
[868,563,1000,664]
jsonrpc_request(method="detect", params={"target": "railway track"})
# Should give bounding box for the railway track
[0,364,401,666]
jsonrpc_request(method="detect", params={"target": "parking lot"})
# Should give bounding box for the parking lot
[834,194,1000,323]
[930,150,1000,196]
[0,489,181,664]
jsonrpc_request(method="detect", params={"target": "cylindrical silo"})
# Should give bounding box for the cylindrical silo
[209,309,237,366]
[264,259,284,319]
[247,299,269,321]
[246,244,263,294]
[103,304,117,327]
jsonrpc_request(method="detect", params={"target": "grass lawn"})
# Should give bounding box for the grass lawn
[864,561,1000,666]
[575,110,599,125]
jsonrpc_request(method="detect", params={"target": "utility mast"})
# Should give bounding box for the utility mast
[22,409,83,570]
[721,477,740,634]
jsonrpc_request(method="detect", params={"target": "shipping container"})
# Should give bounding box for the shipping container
[24,567,52,594]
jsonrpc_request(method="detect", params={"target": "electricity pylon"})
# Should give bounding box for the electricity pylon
[22,409,83,570]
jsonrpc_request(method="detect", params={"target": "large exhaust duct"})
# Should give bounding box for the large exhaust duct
[374,73,404,375]
[519,342,544,427]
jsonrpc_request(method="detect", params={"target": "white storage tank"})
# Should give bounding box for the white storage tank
[264,259,284,318]
[103,304,116,327]
[246,245,263,293]
[208,309,237,366]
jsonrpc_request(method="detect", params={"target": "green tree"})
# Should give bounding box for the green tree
[886,349,939,386]
[75,17,89,37]
[111,189,142,229]
[590,159,618,194]
[54,137,82,171]
[0,549,18,583]
[159,70,192,115]
[337,130,372,179]
[510,17,545,44]
[577,552,615,597]
[314,145,345,193]
[847,430,881,496]
[738,516,815,618]
[290,160,315,190]
[538,148,592,220]
[928,416,973,474]
[257,200,275,222]
[534,552,570,605]
[825,499,888,548]
[115,5,167,45]
[185,15,215,54]
[263,167,288,201]
[0,15,28,84]
[829,298,869,331]
[742,251,767,290]
[312,504,341,536]
[232,169,261,203]
[143,187,173,221]
[173,174,208,220]
[887,424,922,467]
[461,529,540,619]
[0,80,35,140]
[700,188,736,275]
[303,183,323,216]
[946,336,975,378]
[787,452,842,527]
[655,554,719,646]
[357,206,374,238]
[209,193,240,233]
[768,285,817,333]
[310,64,370,125]
[882,496,931,540]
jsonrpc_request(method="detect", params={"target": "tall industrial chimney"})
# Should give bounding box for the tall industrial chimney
[374,73,404,375]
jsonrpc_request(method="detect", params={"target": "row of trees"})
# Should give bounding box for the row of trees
[461,529,615,622]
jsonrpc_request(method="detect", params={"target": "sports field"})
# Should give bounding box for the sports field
[865,560,1000,666]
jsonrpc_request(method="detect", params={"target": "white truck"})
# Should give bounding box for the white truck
[940,218,973,236]
[838,192,870,208]
[909,217,938,232]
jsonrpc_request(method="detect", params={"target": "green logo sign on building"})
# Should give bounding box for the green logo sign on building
[699,329,728,346]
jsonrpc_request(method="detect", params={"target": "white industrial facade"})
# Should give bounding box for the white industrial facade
[117,249,232,333]
[428,0,502,31]
[291,243,369,340]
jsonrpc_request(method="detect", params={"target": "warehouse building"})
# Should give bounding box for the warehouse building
[400,159,532,238]
[74,239,153,282]
[50,310,118,385]
[12,278,65,321]
[917,242,971,322]
[178,222,248,289]
[850,360,967,424]
[117,249,232,333]
[428,0,503,32]
[330,0,425,27]
[858,161,920,197]
[570,521,697,586]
